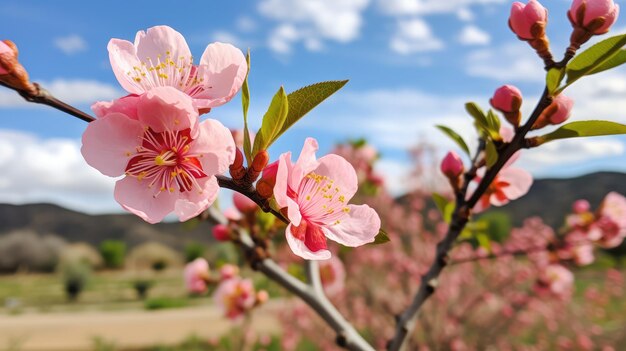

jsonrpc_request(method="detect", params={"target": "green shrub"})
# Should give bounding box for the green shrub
[144,297,188,310]
[184,242,206,263]
[99,240,126,269]
[58,260,91,302]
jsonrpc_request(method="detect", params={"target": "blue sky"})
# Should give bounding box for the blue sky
[1,0,626,213]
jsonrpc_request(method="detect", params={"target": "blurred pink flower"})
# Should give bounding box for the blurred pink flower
[223,207,243,221]
[569,0,619,34]
[220,264,240,280]
[319,256,347,296]
[108,25,247,112]
[537,264,574,298]
[274,138,381,260]
[212,224,230,241]
[81,86,235,223]
[214,277,256,320]
[184,258,210,294]
[231,129,255,149]
[233,192,258,214]
[471,152,533,213]
[573,199,591,213]
[509,0,548,40]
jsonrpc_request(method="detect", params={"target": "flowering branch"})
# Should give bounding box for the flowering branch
[206,207,375,351]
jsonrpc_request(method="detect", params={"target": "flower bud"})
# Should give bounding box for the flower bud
[212,224,230,241]
[569,0,619,35]
[233,192,258,214]
[491,85,523,127]
[440,151,464,179]
[509,0,549,40]
[0,40,37,94]
[256,161,279,199]
[245,150,269,183]
[533,94,574,129]
[256,290,269,305]
[0,41,13,75]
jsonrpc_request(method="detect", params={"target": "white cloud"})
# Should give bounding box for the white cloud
[465,43,544,82]
[520,139,624,170]
[212,30,250,50]
[457,7,475,21]
[0,129,119,214]
[390,18,444,54]
[377,0,506,16]
[53,34,88,55]
[0,79,122,108]
[458,25,490,45]
[236,16,257,32]
[258,0,370,53]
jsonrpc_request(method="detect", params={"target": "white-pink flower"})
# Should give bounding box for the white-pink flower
[81,86,235,223]
[184,258,210,294]
[537,264,574,298]
[274,138,381,260]
[470,152,533,213]
[319,256,346,296]
[214,277,256,320]
[108,25,247,112]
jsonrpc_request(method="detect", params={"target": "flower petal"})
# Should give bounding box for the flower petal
[134,25,192,70]
[92,94,140,119]
[137,86,197,133]
[274,151,293,209]
[285,224,331,260]
[314,154,358,202]
[81,112,143,177]
[190,118,235,175]
[175,176,219,221]
[193,42,247,109]
[499,167,533,200]
[323,204,380,247]
[291,138,320,190]
[114,176,177,224]
[108,38,145,94]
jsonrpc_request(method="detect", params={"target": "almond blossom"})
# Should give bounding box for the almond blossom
[274,138,381,260]
[214,277,256,320]
[184,258,210,294]
[81,86,235,223]
[108,25,246,112]
[471,151,533,213]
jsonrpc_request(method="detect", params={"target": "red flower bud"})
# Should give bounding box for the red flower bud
[509,0,548,40]
[569,0,619,35]
[440,151,464,179]
[491,85,523,113]
[212,224,230,241]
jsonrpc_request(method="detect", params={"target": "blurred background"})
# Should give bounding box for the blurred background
[1,0,626,350]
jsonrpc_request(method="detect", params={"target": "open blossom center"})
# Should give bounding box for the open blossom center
[295,172,350,225]
[125,51,205,96]
[125,127,207,195]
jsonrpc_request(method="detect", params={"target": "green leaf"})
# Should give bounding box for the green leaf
[475,233,492,252]
[242,50,253,165]
[465,102,489,130]
[274,80,348,141]
[252,86,289,156]
[485,139,498,168]
[486,109,501,135]
[546,67,565,95]
[588,49,626,75]
[565,34,626,87]
[435,125,471,156]
[371,229,391,245]
[432,193,454,223]
[536,120,626,145]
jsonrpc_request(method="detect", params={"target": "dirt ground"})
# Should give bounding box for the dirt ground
[0,302,282,351]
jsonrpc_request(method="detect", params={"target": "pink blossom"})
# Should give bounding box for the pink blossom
[570,0,619,34]
[223,207,243,221]
[537,264,574,298]
[274,138,381,260]
[471,152,533,213]
[509,0,548,40]
[107,25,247,112]
[184,258,210,294]
[0,41,14,75]
[319,256,347,296]
[214,277,256,320]
[573,199,591,213]
[440,151,464,178]
[573,243,595,266]
[233,192,258,214]
[231,129,255,149]
[599,192,626,229]
[220,264,240,280]
[81,86,235,223]
[490,85,523,113]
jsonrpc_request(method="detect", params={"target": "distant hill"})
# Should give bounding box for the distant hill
[500,171,626,227]
[0,172,624,248]
[0,203,215,249]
